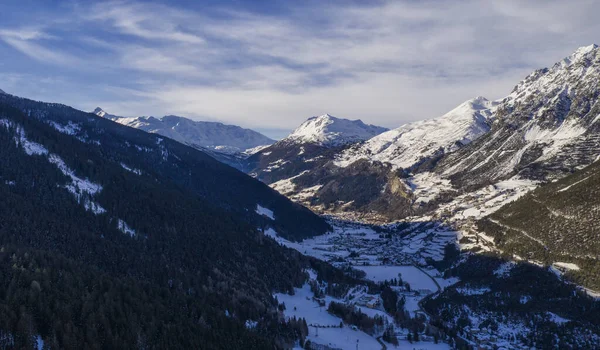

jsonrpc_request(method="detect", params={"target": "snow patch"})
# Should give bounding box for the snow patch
[47,120,80,135]
[35,335,44,350]
[275,284,382,350]
[493,262,516,278]
[547,312,570,324]
[83,199,106,215]
[244,320,258,329]
[48,154,103,197]
[406,172,454,204]
[120,162,142,175]
[553,262,580,271]
[256,204,275,220]
[263,228,278,238]
[117,219,136,237]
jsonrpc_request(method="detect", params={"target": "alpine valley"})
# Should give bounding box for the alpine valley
[1,45,600,350]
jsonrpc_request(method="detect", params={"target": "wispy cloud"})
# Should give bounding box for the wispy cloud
[88,1,205,44]
[0,0,599,135]
[0,27,80,65]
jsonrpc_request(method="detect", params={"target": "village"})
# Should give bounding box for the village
[266,218,459,349]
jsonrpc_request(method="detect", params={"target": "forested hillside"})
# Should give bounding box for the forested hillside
[478,158,600,290]
[0,98,342,349]
[423,254,600,349]
[0,93,330,241]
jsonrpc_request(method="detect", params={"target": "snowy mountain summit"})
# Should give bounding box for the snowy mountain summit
[335,96,496,170]
[285,114,388,147]
[93,108,274,154]
[437,44,600,185]
[92,107,107,117]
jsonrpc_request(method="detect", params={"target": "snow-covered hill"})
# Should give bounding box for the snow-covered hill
[284,114,388,146]
[94,108,274,155]
[335,96,496,170]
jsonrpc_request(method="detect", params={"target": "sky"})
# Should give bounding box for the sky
[0,0,599,139]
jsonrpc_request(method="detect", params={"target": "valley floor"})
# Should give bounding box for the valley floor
[266,169,600,348]
[268,220,457,349]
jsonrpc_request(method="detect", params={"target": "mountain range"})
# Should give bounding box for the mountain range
[244,44,600,223]
[93,107,274,155]
[1,44,600,349]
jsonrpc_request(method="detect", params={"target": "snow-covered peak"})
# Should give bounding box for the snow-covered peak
[505,44,600,116]
[335,97,496,170]
[93,107,106,117]
[442,96,496,121]
[284,114,388,147]
[559,44,599,67]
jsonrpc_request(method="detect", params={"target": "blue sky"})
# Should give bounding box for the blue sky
[1,0,599,139]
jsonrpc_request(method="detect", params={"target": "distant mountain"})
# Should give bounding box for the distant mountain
[93,107,274,155]
[285,114,388,146]
[0,92,336,348]
[0,88,6,95]
[336,96,495,171]
[243,114,388,185]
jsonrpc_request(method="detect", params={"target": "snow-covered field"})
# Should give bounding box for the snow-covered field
[275,284,382,350]
[275,285,342,327]
[354,266,437,291]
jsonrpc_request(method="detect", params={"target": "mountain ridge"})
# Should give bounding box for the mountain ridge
[94,107,275,155]
[436,44,600,189]
[335,96,496,171]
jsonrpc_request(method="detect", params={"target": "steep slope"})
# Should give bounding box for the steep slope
[335,96,495,171]
[0,93,340,348]
[255,98,496,221]
[285,114,388,146]
[437,44,600,189]
[94,108,274,155]
[477,158,600,290]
